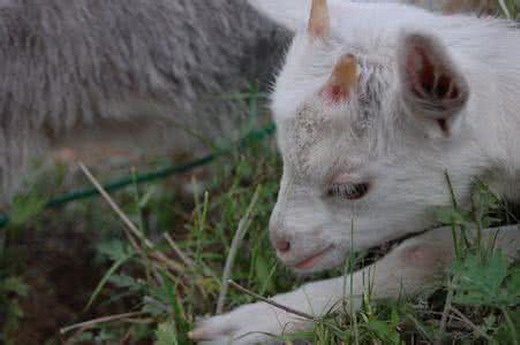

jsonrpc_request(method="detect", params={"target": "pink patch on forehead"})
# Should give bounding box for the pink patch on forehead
[321,84,350,103]
[320,54,360,104]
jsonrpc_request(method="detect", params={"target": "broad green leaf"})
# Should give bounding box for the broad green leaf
[155,321,178,345]
[1,277,29,297]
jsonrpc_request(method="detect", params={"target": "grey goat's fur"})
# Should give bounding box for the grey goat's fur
[0,0,290,202]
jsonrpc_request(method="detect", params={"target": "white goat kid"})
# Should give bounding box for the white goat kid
[191,0,520,343]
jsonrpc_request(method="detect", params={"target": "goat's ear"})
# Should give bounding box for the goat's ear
[247,0,311,32]
[398,32,469,136]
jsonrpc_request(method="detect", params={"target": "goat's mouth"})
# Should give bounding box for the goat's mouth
[288,229,434,273]
[290,245,335,270]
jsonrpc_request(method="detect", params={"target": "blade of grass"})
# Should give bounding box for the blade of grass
[60,311,148,335]
[84,252,135,311]
[163,232,219,283]
[448,306,493,342]
[79,162,185,273]
[498,0,512,18]
[227,280,316,321]
[502,306,520,345]
[216,185,262,314]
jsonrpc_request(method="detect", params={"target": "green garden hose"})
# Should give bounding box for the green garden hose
[0,123,276,228]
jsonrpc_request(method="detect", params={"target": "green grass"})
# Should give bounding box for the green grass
[58,116,291,344]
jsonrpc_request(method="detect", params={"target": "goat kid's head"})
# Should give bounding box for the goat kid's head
[252,0,482,273]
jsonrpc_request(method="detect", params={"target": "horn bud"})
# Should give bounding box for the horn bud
[322,54,360,103]
[308,0,330,38]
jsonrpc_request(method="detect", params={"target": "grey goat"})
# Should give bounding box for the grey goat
[0,0,289,203]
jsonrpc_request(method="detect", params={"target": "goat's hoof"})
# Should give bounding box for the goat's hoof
[189,300,309,344]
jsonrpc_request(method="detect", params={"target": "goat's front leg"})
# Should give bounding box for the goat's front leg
[190,226,520,345]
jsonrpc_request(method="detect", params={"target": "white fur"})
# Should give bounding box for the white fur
[192,1,520,343]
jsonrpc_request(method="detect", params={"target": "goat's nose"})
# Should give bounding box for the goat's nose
[270,226,292,254]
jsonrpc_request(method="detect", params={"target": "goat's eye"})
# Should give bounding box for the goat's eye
[327,183,370,200]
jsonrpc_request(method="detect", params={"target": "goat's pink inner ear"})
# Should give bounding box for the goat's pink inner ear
[321,54,359,103]
[406,46,461,103]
